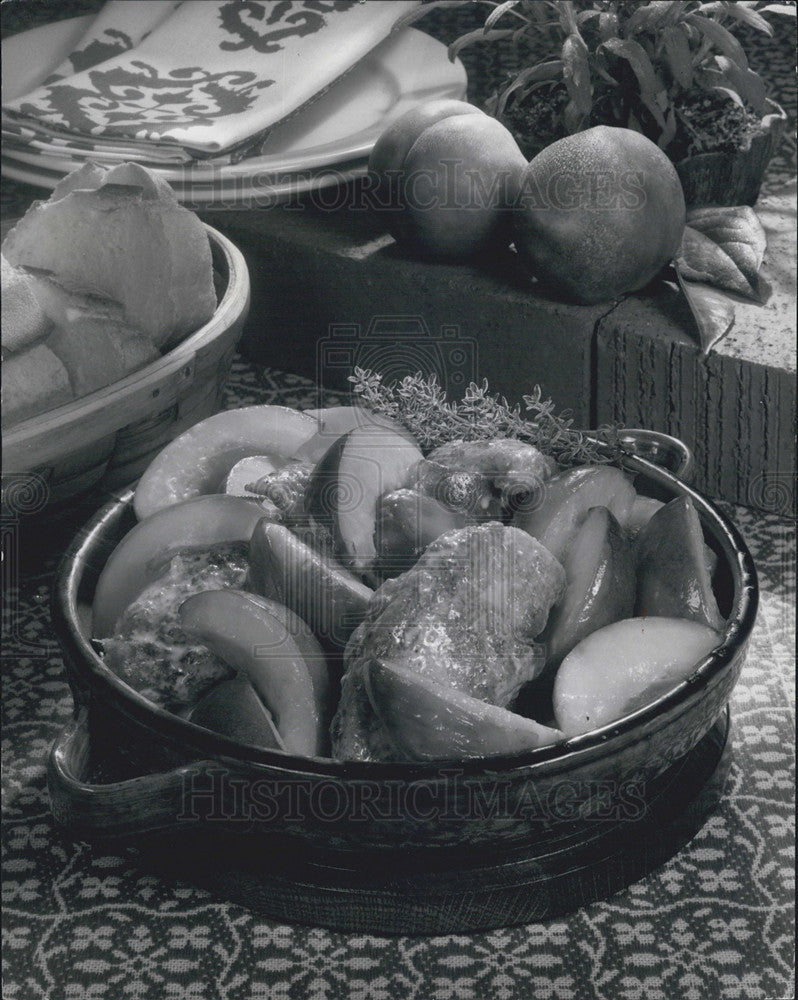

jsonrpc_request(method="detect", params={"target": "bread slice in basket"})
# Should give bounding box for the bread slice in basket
[3,162,215,349]
[2,342,74,425]
[1,161,218,430]
[1,253,52,355]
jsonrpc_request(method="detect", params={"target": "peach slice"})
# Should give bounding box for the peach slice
[294,406,405,463]
[629,494,717,578]
[224,455,278,497]
[366,659,564,760]
[306,423,423,579]
[250,596,331,719]
[179,589,329,756]
[92,494,266,638]
[552,616,721,736]
[626,495,665,539]
[248,520,372,650]
[376,487,471,570]
[636,495,724,630]
[133,404,319,520]
[513,465,635,562]
[541,506,635,670]
[189,676,285,750]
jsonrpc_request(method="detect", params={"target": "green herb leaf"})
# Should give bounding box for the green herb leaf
[674,269,736,355]
[660,1,690,26]
[598,10,619,40]
[658,106,678,149]
[556,1,580,36]
[496,60,565,118]
[723,2,774,34]
[599,37,668,126]
[710,83,747,107]
[663,24,693,89]
[598,38,661,97]
[627,109,645,134]
[685,13,749,70]
[447,27,518,61]
[623,2,674,37]
[562,33,593,114]
[563,97,585,133]
[713,54,767,115]
[348,369,620,466]
[676,205,767,300]
[484,0,526,31]
[528,2,555,26]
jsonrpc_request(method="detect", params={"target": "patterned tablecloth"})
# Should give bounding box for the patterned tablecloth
[1,4,796,998]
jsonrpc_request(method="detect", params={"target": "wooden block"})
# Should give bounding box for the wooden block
[207,182,795,515]
[205,196,609,427]
[596,186,796,517]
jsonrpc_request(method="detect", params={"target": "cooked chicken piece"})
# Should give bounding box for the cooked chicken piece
[425,438,557,508]
[331,522,565,760]
[101,543,249,710]
[249,461,314,516]
[246,460,332,549]
[414,439,558,531]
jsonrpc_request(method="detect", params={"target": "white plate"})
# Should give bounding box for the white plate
[1,152,368,207]
[2,18,467,180]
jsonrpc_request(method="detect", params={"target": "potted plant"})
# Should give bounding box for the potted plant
[399,1,793,206]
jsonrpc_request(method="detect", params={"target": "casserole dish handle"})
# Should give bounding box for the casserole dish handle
[48,707,225,840]
[617,429,694,483]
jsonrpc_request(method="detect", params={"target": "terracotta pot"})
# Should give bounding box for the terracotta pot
[504,96,786,208]
[675,99,787,207]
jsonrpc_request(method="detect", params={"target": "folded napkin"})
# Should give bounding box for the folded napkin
[3,0,420,164]
[43,1,182,84]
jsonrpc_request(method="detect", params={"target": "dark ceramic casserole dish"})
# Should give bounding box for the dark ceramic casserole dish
[50,432,757,851]
[46,431,757,930]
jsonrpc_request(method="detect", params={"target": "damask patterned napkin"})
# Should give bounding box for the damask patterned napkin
[3,0,420,164]
[43,1,182,84]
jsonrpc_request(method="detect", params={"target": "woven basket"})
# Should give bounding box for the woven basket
[2,223,250,512]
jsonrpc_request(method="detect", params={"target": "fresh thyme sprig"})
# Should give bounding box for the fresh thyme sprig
[348,368,620,466]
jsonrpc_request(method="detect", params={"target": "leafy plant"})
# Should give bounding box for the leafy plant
[349,367,621,464]
[397,1,795,152]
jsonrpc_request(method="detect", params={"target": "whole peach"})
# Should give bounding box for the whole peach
[368,99,526,259]
[513,126,686,304]
[368,99,480,187]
